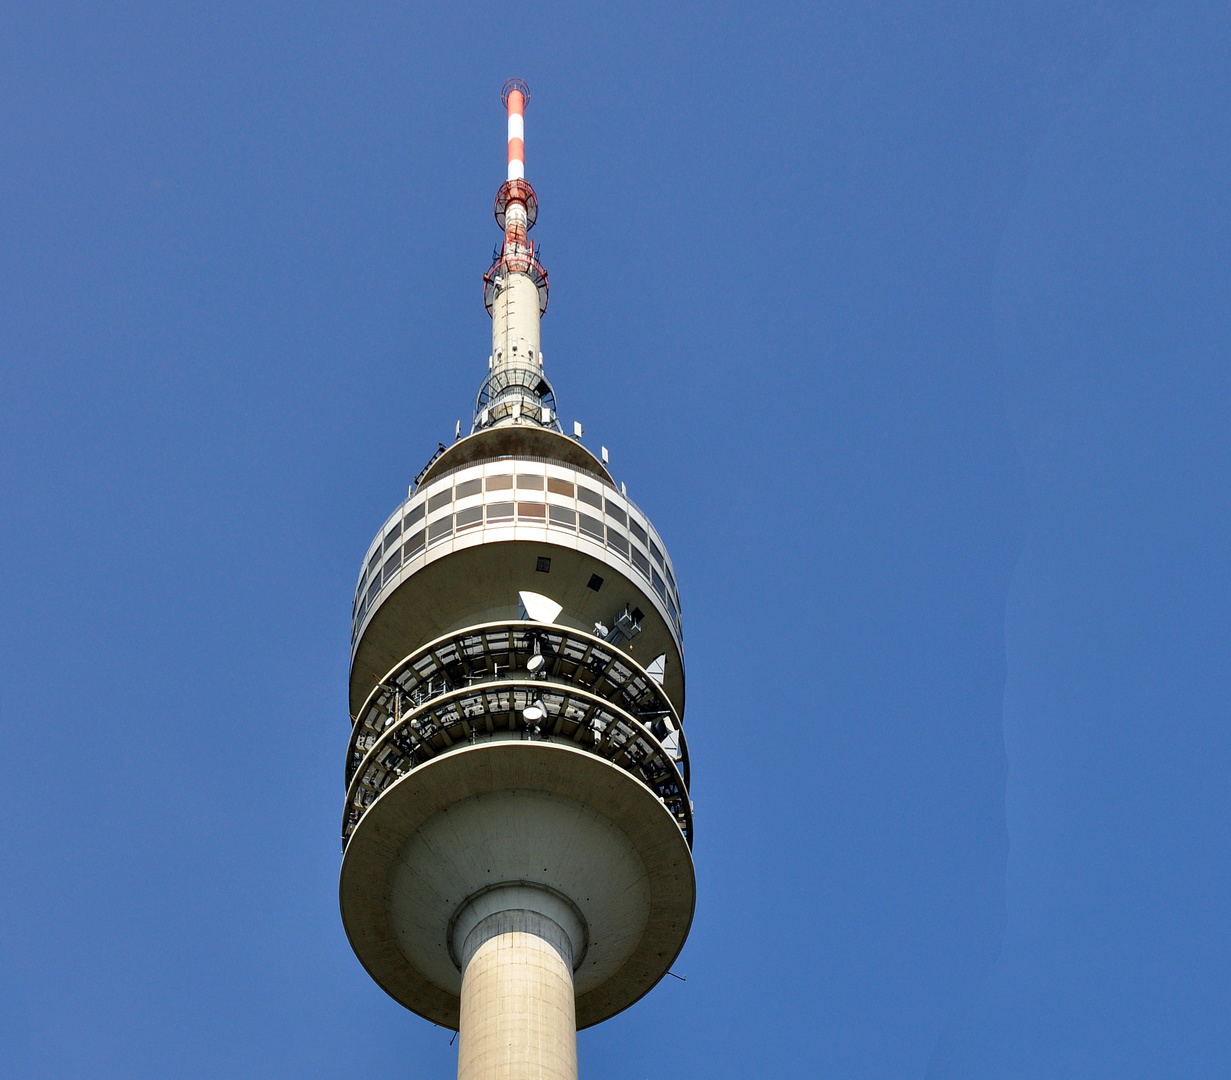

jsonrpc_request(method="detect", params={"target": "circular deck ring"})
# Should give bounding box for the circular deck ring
[339,740,695,1030]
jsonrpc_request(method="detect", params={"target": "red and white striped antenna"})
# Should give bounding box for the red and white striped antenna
[486,79,548,317]
[503,78,528,182]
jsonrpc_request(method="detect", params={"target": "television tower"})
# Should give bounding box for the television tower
[339,80,694,1080]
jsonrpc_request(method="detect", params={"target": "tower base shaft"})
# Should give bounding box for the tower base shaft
[458,927,578,1080]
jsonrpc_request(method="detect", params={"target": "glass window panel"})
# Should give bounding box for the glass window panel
[485,474,513,490]
[665,562,677,591]
[456,506,483,529]
[629,519,647,544]
[406,503,425,526]
[607,529,628,556]
[428,517,453,543]
[384,521,403,550]
[428,490,452,513]
[516,473,544,489]
[383,552,401,583]
[579,513,604,540]
[456,478,482,499]
[605,504,627,526]
[650,539,664,567]
[548,505,576,528]
[652,568,667,599]
[367,550,381,577]
[577,486,603,509]
[366,578,381,605]
[547,477,574,497]
[631,547,650,576]
[403,530,425,559]
[487,502,514,521]
[517,502,546,519]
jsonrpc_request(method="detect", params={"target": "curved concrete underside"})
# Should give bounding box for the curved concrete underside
[339,741,695,1030]
[395,789,649,994]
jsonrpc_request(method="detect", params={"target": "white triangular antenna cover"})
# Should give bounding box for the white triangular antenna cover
[518,591,563,624]
[647,654,666,686]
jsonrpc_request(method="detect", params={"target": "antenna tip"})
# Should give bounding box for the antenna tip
[501,78,530,107]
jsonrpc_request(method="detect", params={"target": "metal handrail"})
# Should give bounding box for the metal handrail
[342,679,692,850]
[347,620,687,784]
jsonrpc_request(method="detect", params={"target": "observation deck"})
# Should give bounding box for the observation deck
[350,428,686,717]
[341,425,694,1031]
[344,621,692,849]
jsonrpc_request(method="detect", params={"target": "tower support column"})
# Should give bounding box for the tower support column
[456,893,582,1080]
[491,270,542,368]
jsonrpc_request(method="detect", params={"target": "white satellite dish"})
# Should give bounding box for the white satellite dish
[523,703,545,723]
[527,653,546,673]
[518,591,562,624]
[646,654,666,686]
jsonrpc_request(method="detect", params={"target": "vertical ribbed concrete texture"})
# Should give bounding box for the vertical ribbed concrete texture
[457,930,578,1080]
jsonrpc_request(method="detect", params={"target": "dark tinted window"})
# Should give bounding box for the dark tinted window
[455,478,482,499]
[631,547,650,576]
[605,504,627,526]
[650,539,664,567]
[456,506,483,529]
[516,473,543,489]
[367,550,381,577]
[579,513,604,540]
[485,474,513,490]
[577,486,603,509]
[547,477,574,497]
[487,502,514,521]
[383,552,401,583]
[366,578,380,605]
[406,503,425,526]
[384,521,403,551]
[549,505,576,528]
[428,517,453,543]
[607,529,628,556]
[629,519,647,544]
[428,490,452,513]
[403,530,425,559]
[652,568,667,600]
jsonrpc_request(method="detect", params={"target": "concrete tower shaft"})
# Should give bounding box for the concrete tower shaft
[339,80,694,1080]
[490,272,541,375]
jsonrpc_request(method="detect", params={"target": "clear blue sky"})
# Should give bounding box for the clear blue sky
[2,3,1228,1077]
